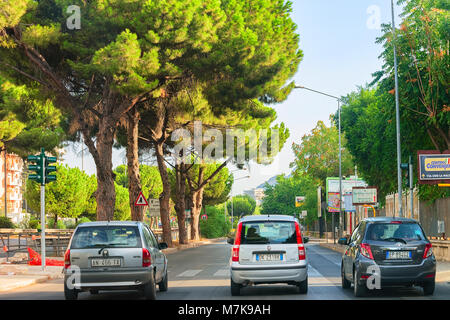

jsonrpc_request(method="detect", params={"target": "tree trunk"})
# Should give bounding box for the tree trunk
[175,163,188,244]
[155,142,173,247]
[190,187,205,241]
[88,118,116,221]
[126,108,143,221]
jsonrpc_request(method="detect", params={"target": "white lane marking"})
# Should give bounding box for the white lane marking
[307,265,322,278]
[213,269,230,277]
[177,270,202,277]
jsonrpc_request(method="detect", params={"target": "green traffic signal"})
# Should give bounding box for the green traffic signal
[400,163,409,170]
[45,175,57,183]
[27,149,58,185]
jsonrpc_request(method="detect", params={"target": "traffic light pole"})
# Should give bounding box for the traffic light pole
[40,149,46,270]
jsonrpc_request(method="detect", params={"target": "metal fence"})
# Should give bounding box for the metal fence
[1,227,180,258]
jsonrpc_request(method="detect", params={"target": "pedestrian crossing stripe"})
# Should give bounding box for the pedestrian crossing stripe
[177,270,202,277]
[134,191,148,206]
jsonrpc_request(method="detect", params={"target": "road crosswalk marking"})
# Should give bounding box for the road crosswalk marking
[213,269,230,277]
[176,270,202,277]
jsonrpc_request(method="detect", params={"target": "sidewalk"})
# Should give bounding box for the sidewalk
[0,237,226,292]
[315,238,450,283]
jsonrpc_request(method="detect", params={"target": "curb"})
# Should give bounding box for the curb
[0,275,51,292]
[162,237,226,255]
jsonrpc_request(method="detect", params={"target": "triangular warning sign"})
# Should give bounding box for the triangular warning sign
[134,191,149,206]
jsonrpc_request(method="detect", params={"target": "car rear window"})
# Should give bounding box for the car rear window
[71,226,142,249]
[366,223,426,242]
[241,221,297,244]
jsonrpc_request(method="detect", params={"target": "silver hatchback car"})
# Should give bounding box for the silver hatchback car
[228,215,309,296]
[63,221,168,300]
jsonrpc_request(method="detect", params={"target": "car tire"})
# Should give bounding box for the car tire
[297,277,308,294]
[64,281,78,300]
[230,278,241,296]
[158,270,169,292]
[353,271,367,297]
[422,280,435,296]
[142,275,157,300]
[342,267,351,289]
[89,289,99,295]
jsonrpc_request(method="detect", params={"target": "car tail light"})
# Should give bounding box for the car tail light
[143,248,151,267]
[64,249,71,269]
[360,243,374,259]
[232,222,243,262]
[423,243,433,259]
[295,222,306,260]
[391,221,402,224]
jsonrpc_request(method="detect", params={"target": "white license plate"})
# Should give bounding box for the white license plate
[386,251,411,260]
[257,254,282,261]
[91,258,122,267]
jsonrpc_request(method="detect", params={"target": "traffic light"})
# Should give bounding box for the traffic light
[27,154,44,185]
[27,148,57,185]
[45,156,57,183]
[400,156,413,189]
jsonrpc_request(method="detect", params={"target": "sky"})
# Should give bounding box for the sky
[61,0,405,197]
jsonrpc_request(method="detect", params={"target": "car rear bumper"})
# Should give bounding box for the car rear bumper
[231,262,308,284]
[64,268,152,290]
[357,256,436,287]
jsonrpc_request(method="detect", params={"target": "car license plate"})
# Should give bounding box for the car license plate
[91,258,122,267]
[256,254,282,261]
[386,251,411,260]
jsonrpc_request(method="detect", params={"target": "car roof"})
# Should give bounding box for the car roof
[362,217,418,224]
[238,215,297,222]
[77,221,143,227]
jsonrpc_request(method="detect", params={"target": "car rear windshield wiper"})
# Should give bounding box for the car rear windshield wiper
[383,237,407,244]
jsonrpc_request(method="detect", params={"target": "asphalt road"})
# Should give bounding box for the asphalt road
[0,240,449,300]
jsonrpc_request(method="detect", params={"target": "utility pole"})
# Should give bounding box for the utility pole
[391,0,403,217]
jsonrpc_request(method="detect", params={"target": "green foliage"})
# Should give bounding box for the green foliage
[114,164,163,199]
[291,120,354,188]
[261,175,318,226]
[77,217,92,226]
[47,218,66,229]
[0,77,64,156]
[114,183,131,221]
[341,0,450,203]
[226,194,256,218]
[200,205,231,238]
[25,164,95,221]
[0,216,16,228]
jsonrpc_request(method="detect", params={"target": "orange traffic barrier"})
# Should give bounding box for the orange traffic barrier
[27,247,64,266]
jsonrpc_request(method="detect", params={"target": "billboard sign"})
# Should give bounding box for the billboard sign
[327,192,340,213]
[418,151,450,184]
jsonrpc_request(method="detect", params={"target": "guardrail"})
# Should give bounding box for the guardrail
[0,227,180,258]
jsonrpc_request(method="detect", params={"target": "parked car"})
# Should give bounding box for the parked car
[63,221,168,300]
[339,217,436,297]
[228,215,309,296]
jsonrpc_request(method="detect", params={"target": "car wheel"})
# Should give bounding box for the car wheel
[142,275,157,300]
[341,267,351,289]
[89,289,99,295]
[158,270,169,292]
[64,281,78,300]
[230,278,241,296]
[422,280,435,296]
[353,271,367,297]
[297,277,308,294]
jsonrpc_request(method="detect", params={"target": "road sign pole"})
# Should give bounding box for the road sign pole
[40,185,45,270]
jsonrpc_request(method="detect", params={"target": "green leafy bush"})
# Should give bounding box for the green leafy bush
[77,217,91,226]
[47,218,66,229]
[0,216,16,228]
[199,206,231,239]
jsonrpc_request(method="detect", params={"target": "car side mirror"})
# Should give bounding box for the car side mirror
[227,238,234,245]
[338,237,349,245]
[158,242,168,250]
[303,236,309,244]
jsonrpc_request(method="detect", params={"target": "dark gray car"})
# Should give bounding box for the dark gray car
[63,221,168,300]
[340,217,436,297]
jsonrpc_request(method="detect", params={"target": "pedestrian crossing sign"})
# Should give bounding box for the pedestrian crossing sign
[134,191,149,206]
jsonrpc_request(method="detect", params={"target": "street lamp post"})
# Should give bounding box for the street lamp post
[391,0,403,217]
[295,85,344,240]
